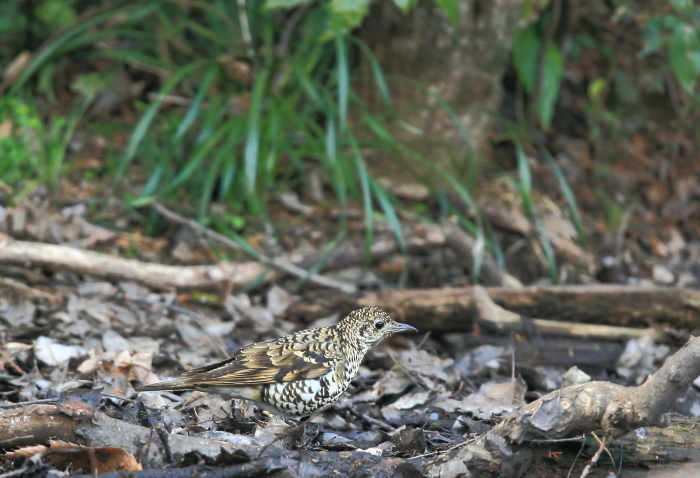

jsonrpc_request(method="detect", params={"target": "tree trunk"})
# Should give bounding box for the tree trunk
[356,0,525,179]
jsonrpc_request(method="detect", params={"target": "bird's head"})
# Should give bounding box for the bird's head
[338,306,417,348]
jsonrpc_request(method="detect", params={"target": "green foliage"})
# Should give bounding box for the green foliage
[514,143,558,282]
[265,0,459,34]
[10,0,489,258]
[0,96,89,191]
[36,0,78,29]
[513,22,564,130]
[641,1,700,95]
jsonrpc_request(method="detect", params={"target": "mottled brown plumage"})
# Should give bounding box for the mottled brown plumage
[139,306,417,416]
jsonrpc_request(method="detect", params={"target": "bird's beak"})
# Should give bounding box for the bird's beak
[390,323,418,333]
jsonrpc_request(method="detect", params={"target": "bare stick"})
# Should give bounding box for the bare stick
[0,236,273,291]
[472,285,662,341]
[579,435,607,478]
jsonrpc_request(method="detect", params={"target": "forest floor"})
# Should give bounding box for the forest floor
[1,147,700,477]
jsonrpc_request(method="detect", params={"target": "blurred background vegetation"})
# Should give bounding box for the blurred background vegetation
[1,0,698,284]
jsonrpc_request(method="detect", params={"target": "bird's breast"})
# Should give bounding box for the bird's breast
[259,366,353,416]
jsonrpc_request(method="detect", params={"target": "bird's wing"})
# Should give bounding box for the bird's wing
[179,331,342,386]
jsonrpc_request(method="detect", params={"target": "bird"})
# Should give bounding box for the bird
[138,306,417,417]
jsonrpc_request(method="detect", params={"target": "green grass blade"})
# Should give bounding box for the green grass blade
[352,38,392,109]
[335,34,349,131]
[291,62,323,106]
[471,222,485,283]
[218,154,238,201]
[542,147,587,247]
[211,219,264,257]
[325,119,337,164]
[176,63,219,139]
[359,108,398,147]
[370,177,407,254]
[196,96,229,145]
[198,154,224,221]
[515,142,533,209]
[389,75,473,154]
[482,212,505,269]
[244,69,270,194]
[217,120,245,200]
[120,61,203,178]
[351,139,373,261]
[10,3,158,92]
[141,156,167,196]
[166,125,229,192]
[513,141,557,282]
[533,212,558,282]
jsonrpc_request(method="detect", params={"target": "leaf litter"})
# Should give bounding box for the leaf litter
[1,196,700,476]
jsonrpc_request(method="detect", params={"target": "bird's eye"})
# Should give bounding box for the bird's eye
[374,321,384,330]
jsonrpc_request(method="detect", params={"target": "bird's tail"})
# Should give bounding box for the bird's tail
[138,378,195,392]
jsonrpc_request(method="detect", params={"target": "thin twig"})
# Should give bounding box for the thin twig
[416,331,431,349]
[579,435,607,478]
[0,398,59,409]
[155,423,174,463]
[409,434,479,460]
[592,432,616,474]
[152,202,357,293]
[385,349,423,389]
[338,404,396,432]
[0,349,25,376]
[255,412,322,459]
[531,435,585,444]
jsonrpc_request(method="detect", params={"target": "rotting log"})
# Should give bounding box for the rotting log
[287,285,700,332]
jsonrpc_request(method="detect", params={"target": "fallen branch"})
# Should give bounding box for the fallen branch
[288,285,700,332]
[0,236,276,291]
[472,285,662,340]
[425,336,700,477]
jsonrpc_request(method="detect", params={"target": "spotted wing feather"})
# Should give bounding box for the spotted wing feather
[179,329,341,386]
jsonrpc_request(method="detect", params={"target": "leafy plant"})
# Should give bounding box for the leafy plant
[512,6,565,130]
[0,95,89,192]
[641,0,700,99]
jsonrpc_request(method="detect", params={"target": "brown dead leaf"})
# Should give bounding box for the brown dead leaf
[115,230,168,256]
[6,440,141,473]
[5,444,48,459]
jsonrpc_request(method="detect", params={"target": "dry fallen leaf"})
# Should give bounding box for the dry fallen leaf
[6,440,142,473]
[34,336,87,366]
